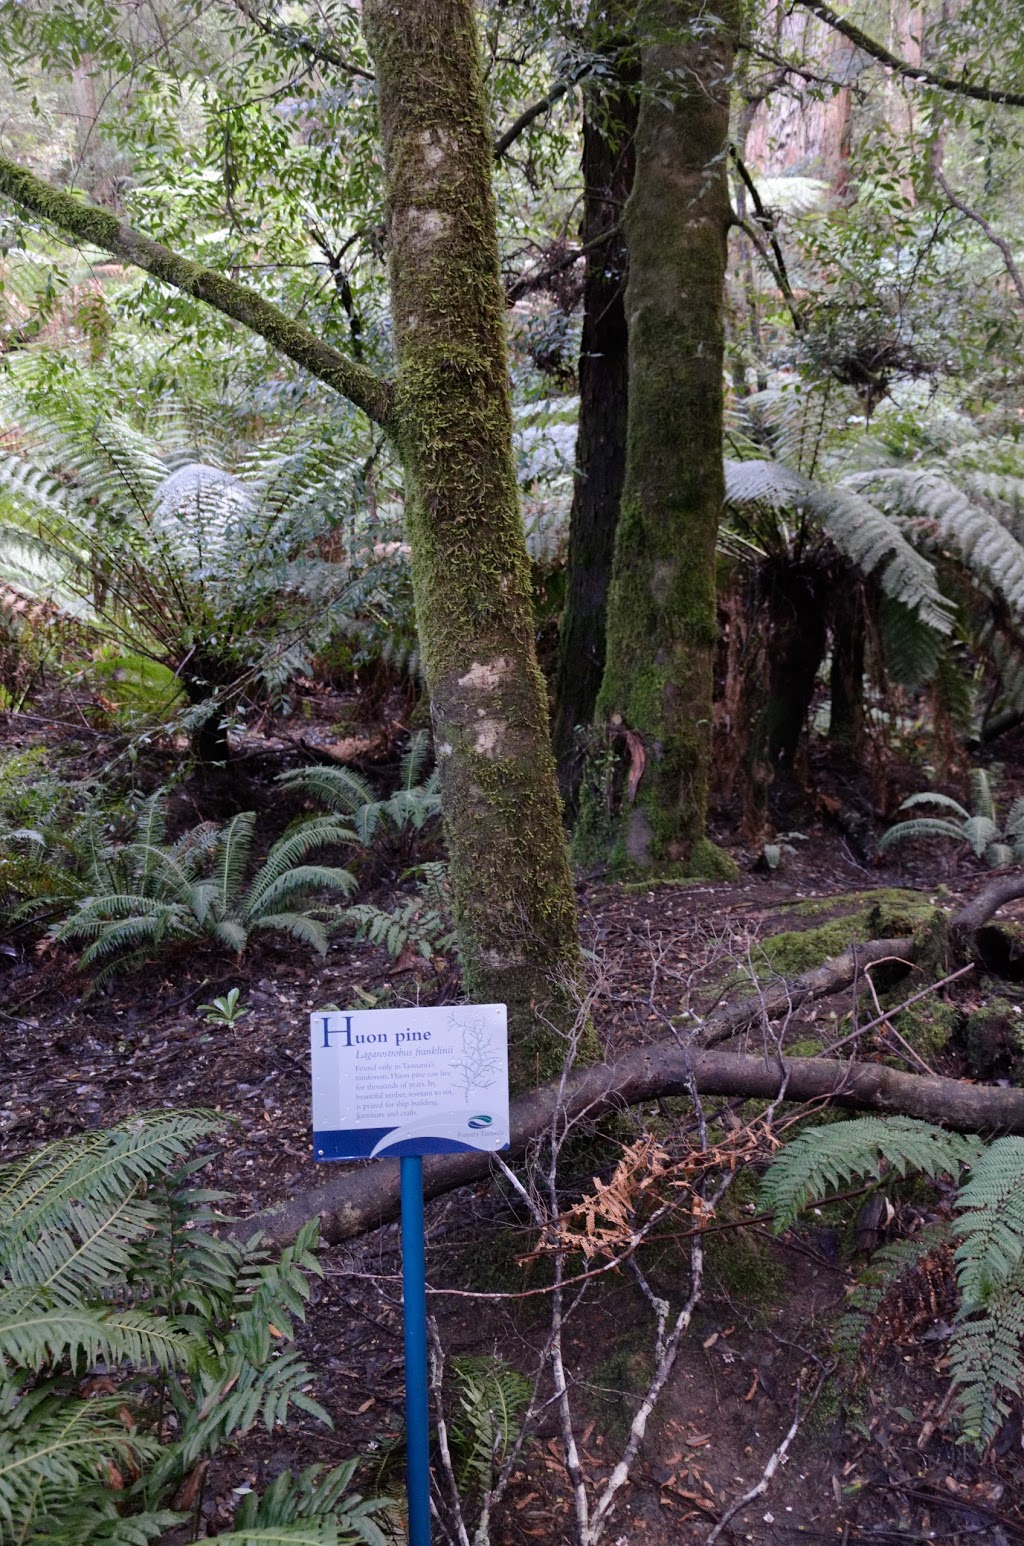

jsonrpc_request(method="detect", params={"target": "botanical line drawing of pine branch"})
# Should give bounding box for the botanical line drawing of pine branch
[449,1014,499,1099]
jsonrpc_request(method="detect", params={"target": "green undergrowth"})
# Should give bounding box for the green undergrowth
[702,1169,789,1303]
[589,1327,655,1443]
[963,995,1024,1080]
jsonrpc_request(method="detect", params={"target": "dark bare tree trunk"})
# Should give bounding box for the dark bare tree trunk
[552,31,638,800]
[364,0,585,1079]
[761,561,829,768]
[582,0,739,874]
[829,575,866,752]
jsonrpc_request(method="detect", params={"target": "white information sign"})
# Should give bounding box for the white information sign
[310,1004,510,1160]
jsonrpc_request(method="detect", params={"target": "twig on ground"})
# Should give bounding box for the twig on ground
[705,1358,836,1545]
[427,1317,472,1546]
[863,971,938,1077]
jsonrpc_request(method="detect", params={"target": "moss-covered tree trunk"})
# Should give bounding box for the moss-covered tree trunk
[586,0,738,871]
[552,27,638,799]
[364,0,584,1075]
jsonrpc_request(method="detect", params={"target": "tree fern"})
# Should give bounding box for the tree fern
[0,351,396,744]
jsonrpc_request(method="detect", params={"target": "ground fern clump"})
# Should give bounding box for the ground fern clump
[54,792,358,978]
[880,770,1024,868]
[0,1109,389,1544]
[279,728,441,872]
[761,1117,1024,1443]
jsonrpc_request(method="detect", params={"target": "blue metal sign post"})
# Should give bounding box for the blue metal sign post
[309,1004,509,1546]
[400,1156,432,1546]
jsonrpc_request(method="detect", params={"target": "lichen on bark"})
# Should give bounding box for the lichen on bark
[364,0,587,1081]
[581,0,739,871]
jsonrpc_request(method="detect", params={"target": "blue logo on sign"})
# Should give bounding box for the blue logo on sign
[468,1114,492,1129]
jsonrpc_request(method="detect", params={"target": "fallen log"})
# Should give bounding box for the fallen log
[244,875,1024,1247]
[248,1044,1024,1246]
[701,935,913,1045]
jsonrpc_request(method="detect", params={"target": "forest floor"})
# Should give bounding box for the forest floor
[2,689,1023,1546]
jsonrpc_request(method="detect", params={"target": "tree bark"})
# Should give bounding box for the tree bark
[363,0,585,1078]
[760,558,829,768]
[552,28,638,797]
[829,576,866,752]
[585,0,738,870]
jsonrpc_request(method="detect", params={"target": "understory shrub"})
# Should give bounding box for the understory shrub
[880,769,1024,868]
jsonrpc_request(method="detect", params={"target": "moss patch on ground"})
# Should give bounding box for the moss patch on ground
[752,890,940,979]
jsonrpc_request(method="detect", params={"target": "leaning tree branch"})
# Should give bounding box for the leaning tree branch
[951,871,1024,934]
[931,164,1024,309]
[729,146,805,332]
[225,0,375,79]
[793,0,1024,108]
[0,154,394,428]
[493,66,590,160]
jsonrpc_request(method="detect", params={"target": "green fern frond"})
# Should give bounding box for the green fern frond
[214,812,256,910]
[251,912,331,955]
[245,866,357,920]
[878,817,971,851]
[0,1392,160,1533]
[242,819,357,916]
[0,1297,198,1374]
[963,816,1000,857]
[898,791,971,818]
[949,1272,1024,1443]
[397,730,430,793]
[953,1137,1024,1304]
[277,765,375,819]
[760,1117,980,1229]
[0,1111,220,1234]
[969,769,996,823]
[449,1355,530,1494]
